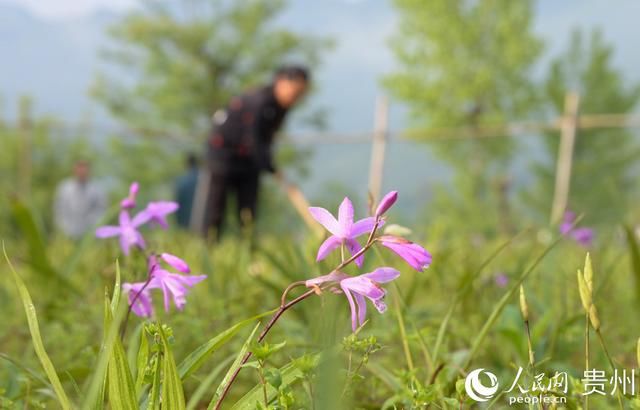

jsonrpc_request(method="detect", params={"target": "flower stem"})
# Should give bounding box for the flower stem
[584,313,589,410]
[334,218,382,272]
[120,268,154,339]
[596,330,623,410]
[214,288,316,410]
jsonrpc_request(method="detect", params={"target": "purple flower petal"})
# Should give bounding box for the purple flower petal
[559,210,595,247]
[341,276,386,300]
[129,182,139,196]
[341,285,359,332]
[120,182,139,209]
[175,274,207,287]
[559,222,573,235]
[133,201,179,228]
[161,253,191,273]
[95,226,121,238]
[346,238,365,267]
[373,298,387,313]
[150,268,207,312]
[338,197,354,233]
[308,207,342,236]
[375,191,398,217]
[572,228,594,247]
[351,217,382,237]
[361,267,401,283]
[119,210,131,226]
[308,267,400,332]
[131,209,152,227]
[380,236,431,272]
[354,293,367,327]
[316,236,342,261]
[123,282,154,317]
[305,271,349,288]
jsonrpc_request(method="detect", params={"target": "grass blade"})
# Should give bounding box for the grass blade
[231,359,307,410]
[463,231,565,370]
[81,288,130,409]
[160,326,186,410]
[624,225,640,304]
[3,243,73,409]
[207,323,260,410]
[105,296,137,409]
[186,355,235,410]
[178,309,275,380]
[432,233,522,365]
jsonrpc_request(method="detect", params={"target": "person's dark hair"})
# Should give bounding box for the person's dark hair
[274,65,310,83]
[186,152,198,169]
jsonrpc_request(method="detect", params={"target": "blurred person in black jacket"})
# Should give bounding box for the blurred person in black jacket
[203,65,310,239]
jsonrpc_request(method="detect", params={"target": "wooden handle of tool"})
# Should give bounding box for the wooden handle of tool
[277,177,324,238]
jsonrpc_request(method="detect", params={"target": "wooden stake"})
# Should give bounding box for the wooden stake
[368,95,389,204]
[550,92,580,224]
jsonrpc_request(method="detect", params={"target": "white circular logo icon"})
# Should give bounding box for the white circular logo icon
[465,368,499,402]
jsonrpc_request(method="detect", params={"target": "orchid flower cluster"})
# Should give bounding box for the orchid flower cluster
[96,182,207,317]
[303,191,432,331]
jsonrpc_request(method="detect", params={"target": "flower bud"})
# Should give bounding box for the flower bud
[589,305,600,331]
[519,285,529,322]
[375,191,398,217]
[576,269,591,311]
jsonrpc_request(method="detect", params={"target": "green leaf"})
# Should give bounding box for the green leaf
[135,326,150,396]
[81,287,130,409]
[231,357,310,410]
[105,296,138,410]
[178,309,275,380]
[186,355,235,410]
[148,345,163,410]
[2,243,73,409]
[208,323,261,410]
[160,326,186,410]
[365,361,402,391]
[111,259,122,312]
[624,225,640,304]
[0,353,52,390]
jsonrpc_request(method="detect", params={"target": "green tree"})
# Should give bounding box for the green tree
[526,28,640,225]
[0,97,98,236]
[94,0,328,136]
[384,0,543,233]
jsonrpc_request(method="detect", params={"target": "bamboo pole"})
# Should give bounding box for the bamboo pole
[368,95,389,204]
[550,92,580,224]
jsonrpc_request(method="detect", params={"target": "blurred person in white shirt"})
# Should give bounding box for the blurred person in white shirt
[53,159,106,238]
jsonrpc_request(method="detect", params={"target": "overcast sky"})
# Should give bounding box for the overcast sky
[1,0,639,132]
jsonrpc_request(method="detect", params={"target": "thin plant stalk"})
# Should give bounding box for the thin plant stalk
[584,313,590,410]
[595,330,623,409]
